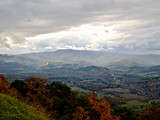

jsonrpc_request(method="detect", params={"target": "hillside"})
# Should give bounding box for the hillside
[0,94,48,120]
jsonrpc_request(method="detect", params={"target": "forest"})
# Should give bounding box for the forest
[0,75,160,120]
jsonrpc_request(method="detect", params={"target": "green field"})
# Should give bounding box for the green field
[71,86,92,93]
[121,100,146,110]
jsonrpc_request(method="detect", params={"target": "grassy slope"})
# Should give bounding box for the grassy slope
[0,94,48,120]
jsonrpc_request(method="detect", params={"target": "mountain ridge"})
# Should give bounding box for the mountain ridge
[0,49,160,67]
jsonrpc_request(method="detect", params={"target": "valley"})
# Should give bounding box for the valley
[0,49,160,103]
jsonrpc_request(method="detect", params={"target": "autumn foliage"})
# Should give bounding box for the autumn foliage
[72,92,119,120]
[25,77,53,108]
[72,106,90,120]
[138,105,160,120]
[89,92,119,120]
[1,75,160,120]
[0,75,16,95]
[0,75,11,93]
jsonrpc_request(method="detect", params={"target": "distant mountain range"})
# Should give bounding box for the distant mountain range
[1,49,160,68]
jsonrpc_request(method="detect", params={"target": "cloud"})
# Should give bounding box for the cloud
[0,0,160,54]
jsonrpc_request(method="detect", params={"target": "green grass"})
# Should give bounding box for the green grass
[0,94,49,120]
[70,86,91,93]
[121,100,146,111]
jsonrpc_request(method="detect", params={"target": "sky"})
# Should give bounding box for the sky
[0,0,160,54]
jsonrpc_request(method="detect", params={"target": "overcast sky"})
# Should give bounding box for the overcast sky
[0,0,160,54]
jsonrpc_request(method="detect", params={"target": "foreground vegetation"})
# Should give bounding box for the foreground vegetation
[0,75,160,120]
[0,94,48,120]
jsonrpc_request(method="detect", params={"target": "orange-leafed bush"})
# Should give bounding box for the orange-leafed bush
[89,92,119,120]
[0,75,10,93]
[0,75,17,95]
[72,106,90,120]
[25,77,53,109]
[138,105,160,120]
